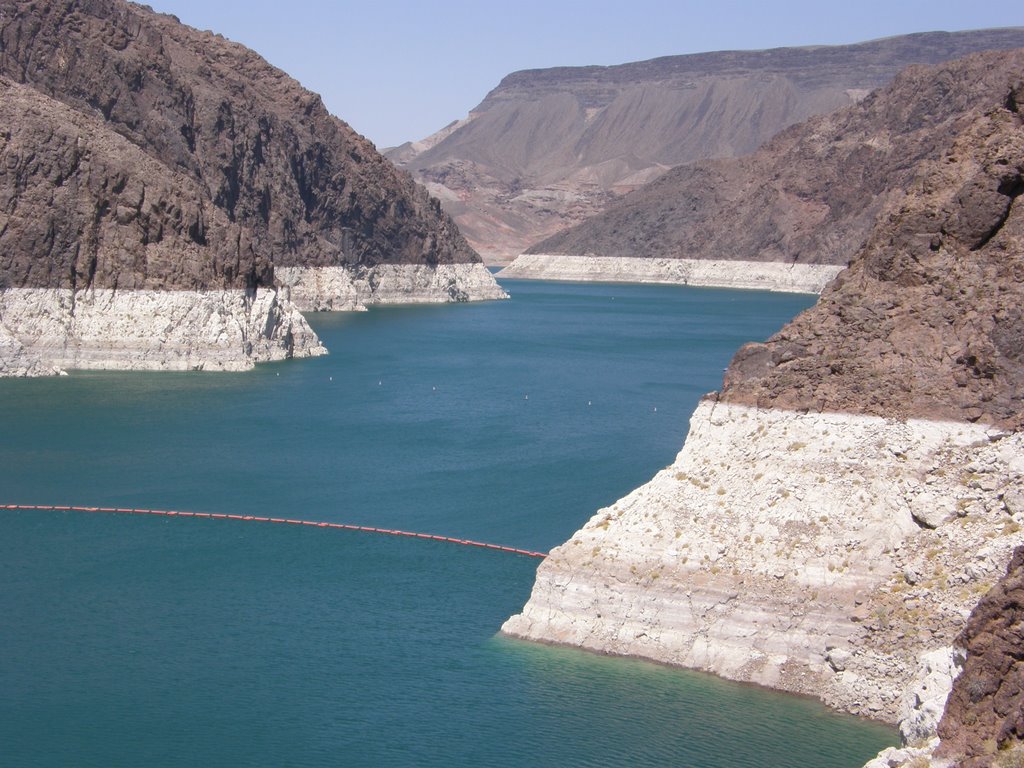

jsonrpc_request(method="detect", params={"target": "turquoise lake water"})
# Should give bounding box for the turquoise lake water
[0,279,896,766]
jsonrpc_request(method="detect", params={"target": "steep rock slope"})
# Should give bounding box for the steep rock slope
[0,0,504,373]
[503,63,1024,735]
[509,50,1024,291]
[866,546,1024,767]
[719,70,1024,429]
[0,75,322,372]
[935,546,1024,766]
[390,29,1024,262]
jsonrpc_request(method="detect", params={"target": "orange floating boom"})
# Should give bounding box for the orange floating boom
[2,504,547,558]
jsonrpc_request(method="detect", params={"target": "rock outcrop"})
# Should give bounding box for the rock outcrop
[509,49,1024,293]
[276,263,507,312]
[390,30,1024,263]
[865,548,1024,767]
[503,51,1024,739]
[719,66,1024,430]
[0,286,324,372]
[935,547,1024,766]
[0,0,503,374]
[0,75,324,371]
[503,400,1023,722]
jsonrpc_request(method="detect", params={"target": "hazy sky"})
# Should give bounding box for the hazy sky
[147,0,1024,149]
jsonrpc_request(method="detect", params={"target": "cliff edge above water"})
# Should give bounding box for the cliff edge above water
[503,52,1024,760]
[0,0,504,374]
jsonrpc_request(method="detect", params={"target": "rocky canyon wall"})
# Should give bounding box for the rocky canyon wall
[390,30,1024,263]
[504,54,1024,764]
[0,0,502,375]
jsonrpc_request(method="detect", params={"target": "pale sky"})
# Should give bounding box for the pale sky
[145,0,1024,149]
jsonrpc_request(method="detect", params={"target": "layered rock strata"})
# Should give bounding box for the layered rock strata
[391,30,1024,262]
[503,55,1024,737]
[0,74,324,373]
[497,255,843,294]
[718,71,1024,431]
[513,50,1024,291]
[0,287,323,372]
[0,0,501,374]
[503,400,1023,721]
[0,322,58,376]
[277,263,506,312]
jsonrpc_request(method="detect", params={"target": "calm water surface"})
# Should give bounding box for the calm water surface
[0,280,895,766]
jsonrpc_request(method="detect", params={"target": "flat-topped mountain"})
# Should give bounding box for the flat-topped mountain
[390,29,1024,262]
[0,0,503,374]
[509,49,1024,293]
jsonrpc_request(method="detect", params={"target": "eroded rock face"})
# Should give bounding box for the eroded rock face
[503,400,1024,722]
[0,76,256,292]
[0,286,325,372]
[935,547,1024,766]
[276,263,508,312]
[0,0,480,282]
[0,75,325,372]
[524,50,1024,282]
[0,0,501,373]
[719,68,1024,430]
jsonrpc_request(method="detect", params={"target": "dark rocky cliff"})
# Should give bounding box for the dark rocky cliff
[0,75,253,291]
[389,29,1024,261]
[718,64,1024,430]
[935,546,1024,766]
[529,50,1024,270]
[0,0,478,292]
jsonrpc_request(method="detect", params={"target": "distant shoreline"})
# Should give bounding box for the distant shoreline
[498,255,844,295]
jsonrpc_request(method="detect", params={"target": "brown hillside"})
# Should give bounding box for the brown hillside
[0,0,477,292]
[719,70,1024,430]
[390,30,1024,262]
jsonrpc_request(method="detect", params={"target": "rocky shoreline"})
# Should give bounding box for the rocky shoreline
[277,263,508,312]
[498,255,843,294]
[502,399,1024,724]
[505,57,1024,765]
[0,287,325,375]
[0,0,504,377]
[0,262,507,376]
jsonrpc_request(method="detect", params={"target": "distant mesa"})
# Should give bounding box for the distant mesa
[503,47,1024,293]
[0,0,505,376]
[388,28,1024,266]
